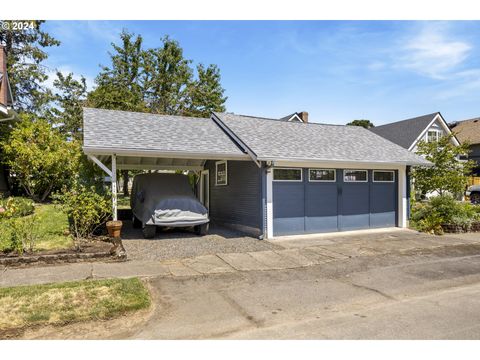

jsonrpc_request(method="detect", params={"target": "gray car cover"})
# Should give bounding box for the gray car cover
[131,173,209,226]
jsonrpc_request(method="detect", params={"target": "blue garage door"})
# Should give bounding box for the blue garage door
[272,168,397,236]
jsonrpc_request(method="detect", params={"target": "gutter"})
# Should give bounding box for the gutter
[256,156,432,167]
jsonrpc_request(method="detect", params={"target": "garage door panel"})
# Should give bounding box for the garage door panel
[273,181,304,236]
[370,181,397,227]
[305,182,338,232]
[340,182,370,230]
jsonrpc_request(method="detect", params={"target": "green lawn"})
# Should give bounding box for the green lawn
[34,203,74,251]
[0,278,150,334]
[117,194,130,209]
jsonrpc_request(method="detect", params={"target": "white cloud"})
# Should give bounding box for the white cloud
[397,23,472,79]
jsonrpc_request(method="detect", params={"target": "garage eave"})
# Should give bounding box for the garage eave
[257,156,432,168]
[82,146,251,161]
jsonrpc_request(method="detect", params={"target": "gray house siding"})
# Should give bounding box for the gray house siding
[469,144,480,175]
[205,160,263,236]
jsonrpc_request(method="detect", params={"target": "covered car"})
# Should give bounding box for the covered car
[131,173,209,238]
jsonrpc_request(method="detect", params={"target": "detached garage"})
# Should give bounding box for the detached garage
[83,108,430,240]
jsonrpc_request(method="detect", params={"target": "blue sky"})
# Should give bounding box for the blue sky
[43,20,480,125]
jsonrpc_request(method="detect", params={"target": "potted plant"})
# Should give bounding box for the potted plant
[106,220,123,238]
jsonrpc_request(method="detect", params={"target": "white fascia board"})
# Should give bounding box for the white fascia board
[408,113,460,151]
[82,146,250,161]
[287,114,302,122]
[116,164,204,171]
[0,104,7,115]
[210,113,261,167]
[258,158,431,169]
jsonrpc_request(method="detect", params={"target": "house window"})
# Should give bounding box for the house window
[344,170,368,182]
[427,130,441,142]
[373,170,395,182]
[273,168,302,182]
[309,169,336,182]
[215,161,228,186]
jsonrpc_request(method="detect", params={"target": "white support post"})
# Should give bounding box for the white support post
[111,154,117,221]
[266,168,274,239]
[398,166,407,228]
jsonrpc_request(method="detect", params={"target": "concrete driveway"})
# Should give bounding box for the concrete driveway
[11,228,480,339]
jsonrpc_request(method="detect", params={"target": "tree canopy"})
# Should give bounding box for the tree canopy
[347,119,375,129]
[412,133,474,197]
[0,20,60,113]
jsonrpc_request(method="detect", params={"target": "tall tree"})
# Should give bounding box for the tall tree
[0,20,60,113]
[347,119,375,129]
[87,30,146,195]
[49,71,87,140]
[185,64,227,118]
[142,36,192,115]
[87,30,145,112]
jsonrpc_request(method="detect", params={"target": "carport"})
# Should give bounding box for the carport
[82,107,249,221]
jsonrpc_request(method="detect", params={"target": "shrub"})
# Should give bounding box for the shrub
[53,184,111,243]
[411,195,480,234]
[0,116,81,202]
[0,197,35,219]
[0,215,39,255]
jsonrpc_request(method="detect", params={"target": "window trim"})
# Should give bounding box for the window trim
[343,169,368,183]
[215,161,228,186]
[308,168,336,182]
[427,129,441,142]
[373,170,395,183]
[273,168,303,182]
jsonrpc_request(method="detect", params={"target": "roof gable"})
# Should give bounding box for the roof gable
[451,118,480,145]
[369,113,439,149]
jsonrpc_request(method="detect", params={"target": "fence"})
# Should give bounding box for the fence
[468,176,480,186]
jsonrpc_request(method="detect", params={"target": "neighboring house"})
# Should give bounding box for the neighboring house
[0,45,15,196]
[83,108,428,238]
[278,111,309,123]
[369,112,460,152]
[450,118,480,175]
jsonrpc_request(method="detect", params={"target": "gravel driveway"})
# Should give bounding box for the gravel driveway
[121,221,281,261]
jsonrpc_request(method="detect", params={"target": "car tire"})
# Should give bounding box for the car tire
[132,216,142,229]
[194,223,209,236]
[471,192,480,204]
[142,225,156,239]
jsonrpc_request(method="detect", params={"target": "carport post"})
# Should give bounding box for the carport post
[112,154,117,221]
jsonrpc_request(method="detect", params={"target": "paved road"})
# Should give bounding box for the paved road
[8,229,480,339]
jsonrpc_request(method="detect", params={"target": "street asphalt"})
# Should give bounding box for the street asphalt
[4,229,480,339]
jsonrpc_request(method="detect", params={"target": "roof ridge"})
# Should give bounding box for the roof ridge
[83,107,210,121]
[218,112,360,128]
[373,112,439,129]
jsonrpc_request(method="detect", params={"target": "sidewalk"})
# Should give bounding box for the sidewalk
[2,229,480,288]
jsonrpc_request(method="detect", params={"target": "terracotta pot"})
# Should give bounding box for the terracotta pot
[106,220,123,238]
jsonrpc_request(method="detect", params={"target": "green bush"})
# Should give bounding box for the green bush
[411,195,480,234]
[0,197,35,219]
[0,215,39,255]
[53,184,111,242]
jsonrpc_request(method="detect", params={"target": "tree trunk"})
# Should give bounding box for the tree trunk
[122,170,129,196]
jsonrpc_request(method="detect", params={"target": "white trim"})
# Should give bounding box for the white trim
[308,168,336,182]
[287,114,302,122]
[373,170,395,183]
[398,166,407,228]
[408,113,460,151]
[116,164,203,171]
[88,155,113,177]
[215,160,228,186]
[343,169,368,182]
[111,154,118,221]
[210,113,262,167]
[199,170,210,211]
[83,146,250,161]
[266,169,273,239]
[272,167,303,182]
[426,129,441,143]
[260,158,430,168]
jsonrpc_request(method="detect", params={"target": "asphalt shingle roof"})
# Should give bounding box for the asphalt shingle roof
[82,108,246,158]
[213,112,430,165]
[451,117,480,145]
[369,113,439,149]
